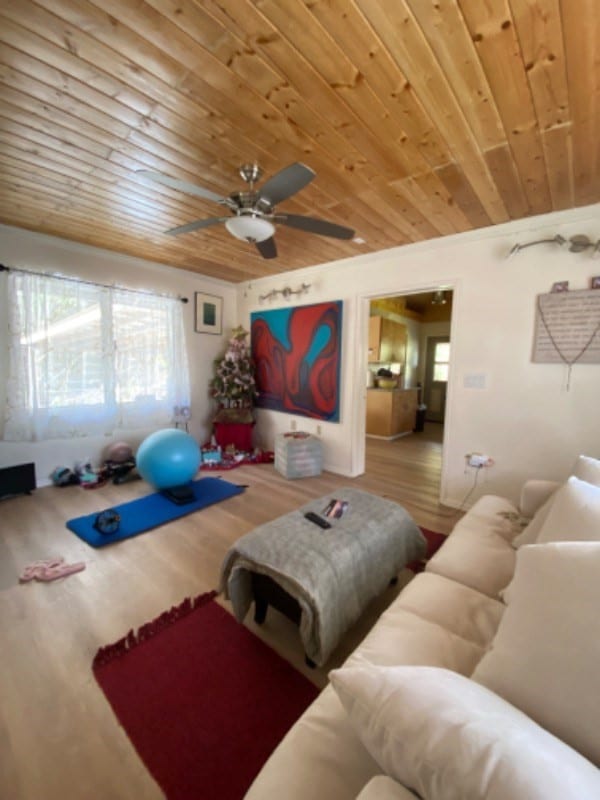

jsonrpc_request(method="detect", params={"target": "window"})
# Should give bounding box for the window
[3,271,190,441]
[432,341,450,382]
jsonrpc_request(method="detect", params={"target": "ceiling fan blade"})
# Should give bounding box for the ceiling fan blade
[275,213,355,240]
[165,217,229,236]
[136,170,232,206]
[255,237,277,259]
[258,163,316,206]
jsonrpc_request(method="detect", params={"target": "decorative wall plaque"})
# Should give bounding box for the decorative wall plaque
[532,290,600,365]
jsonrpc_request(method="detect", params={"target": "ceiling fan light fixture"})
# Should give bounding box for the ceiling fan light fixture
[225,215,275,243]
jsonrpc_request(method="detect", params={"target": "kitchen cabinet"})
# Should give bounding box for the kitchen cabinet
[368,316,407,364]
[366,388,418,438]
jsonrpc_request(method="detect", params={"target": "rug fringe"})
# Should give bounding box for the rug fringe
[92,589,218,670]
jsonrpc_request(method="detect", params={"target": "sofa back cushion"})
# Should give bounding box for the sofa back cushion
[472,541,600,766]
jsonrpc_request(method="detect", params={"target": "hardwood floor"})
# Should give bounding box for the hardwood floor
[0,425,456,799]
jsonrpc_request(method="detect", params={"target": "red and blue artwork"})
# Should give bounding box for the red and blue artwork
[251,301,343,422]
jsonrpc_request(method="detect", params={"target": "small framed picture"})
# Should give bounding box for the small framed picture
[551,280,569,293]
[194,292,222,334]
[591,276,600,289]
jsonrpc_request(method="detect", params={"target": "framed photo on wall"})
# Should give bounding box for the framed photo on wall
[194,292,222,334]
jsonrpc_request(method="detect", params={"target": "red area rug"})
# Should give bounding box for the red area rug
[93,592,319,800]
[406,527,447,573]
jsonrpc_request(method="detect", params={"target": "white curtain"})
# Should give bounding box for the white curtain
[3,271,190,441]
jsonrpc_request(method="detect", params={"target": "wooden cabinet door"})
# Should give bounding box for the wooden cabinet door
[393,323,407,365]
[394,389,418,434]
[366,390,393,436]
[368,316,382,362]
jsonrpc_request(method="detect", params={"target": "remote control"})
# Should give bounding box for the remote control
[304,511,331,529]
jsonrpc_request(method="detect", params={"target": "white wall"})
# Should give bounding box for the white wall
[0,225,237,485]
[238,203,600,507]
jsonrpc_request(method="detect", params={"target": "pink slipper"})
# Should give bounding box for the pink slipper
[36,561,86,582]
[19,557,85,583]
[19,557,65,583]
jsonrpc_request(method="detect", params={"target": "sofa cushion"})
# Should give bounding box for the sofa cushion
[425,523,516,598]
[536,476,600,544]
[244,684,380,800]
[472,542,600,766]
[346,604,484,676]
[330,665,600,800]
[392,572,504,648]
[355,776,419,800]
[451,493,520,542]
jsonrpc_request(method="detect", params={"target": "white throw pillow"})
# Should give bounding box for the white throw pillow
[330,665,600,800]
[473,542,600,766]
[513,454,600,548]
[536,476,600,543]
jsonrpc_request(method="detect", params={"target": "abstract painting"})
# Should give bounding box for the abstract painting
[251,301,343,422]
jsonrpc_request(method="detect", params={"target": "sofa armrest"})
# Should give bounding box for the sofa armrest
[519,480,560,518]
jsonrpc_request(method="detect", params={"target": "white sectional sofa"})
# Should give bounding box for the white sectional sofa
[245,456,600,800]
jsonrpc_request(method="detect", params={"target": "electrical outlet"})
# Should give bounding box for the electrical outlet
[466,453,493,468]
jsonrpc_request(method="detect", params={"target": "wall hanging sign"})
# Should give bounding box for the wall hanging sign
[195,292,222,334]
[251,300,343,422]
[532,289,600,387]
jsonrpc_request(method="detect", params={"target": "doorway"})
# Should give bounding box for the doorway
[356,288,454,484]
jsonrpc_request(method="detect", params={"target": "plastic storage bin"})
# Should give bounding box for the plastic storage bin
[274,433,323,479]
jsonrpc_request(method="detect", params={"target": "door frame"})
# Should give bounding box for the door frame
[350,283,458,504]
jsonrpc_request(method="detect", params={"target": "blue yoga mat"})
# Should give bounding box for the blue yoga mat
[66,477,245,548]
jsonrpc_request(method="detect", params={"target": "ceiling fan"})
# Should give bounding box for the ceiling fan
[137,162,355,259]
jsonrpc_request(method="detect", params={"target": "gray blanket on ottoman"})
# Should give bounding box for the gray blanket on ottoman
[220,487,426,666]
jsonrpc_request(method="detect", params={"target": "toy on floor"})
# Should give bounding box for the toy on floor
[50,466,80,487]
[102,441,139,483]
[19,557,86,583]
[75,459,104,488]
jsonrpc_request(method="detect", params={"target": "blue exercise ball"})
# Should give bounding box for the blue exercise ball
[136,429,201,489]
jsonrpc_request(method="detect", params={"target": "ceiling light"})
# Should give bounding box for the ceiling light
[431,290,447,305]
[225,215,275,243]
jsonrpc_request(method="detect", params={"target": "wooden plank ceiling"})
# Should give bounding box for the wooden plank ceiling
[0,0,598,283]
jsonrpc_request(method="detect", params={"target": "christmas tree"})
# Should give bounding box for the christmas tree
[210,327,257,422]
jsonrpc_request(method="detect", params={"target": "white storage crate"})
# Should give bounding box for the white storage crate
[274,432,323,479]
